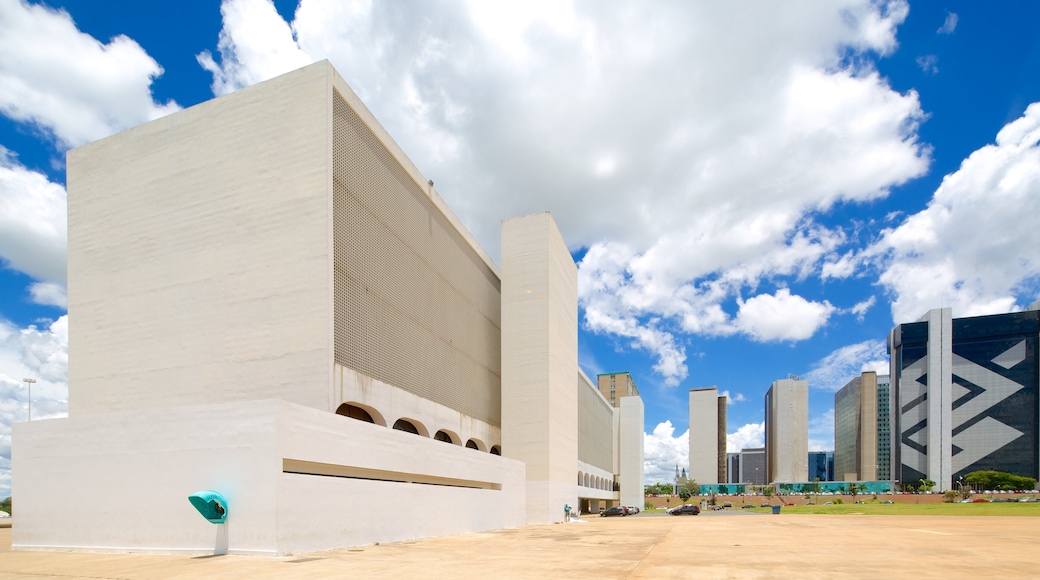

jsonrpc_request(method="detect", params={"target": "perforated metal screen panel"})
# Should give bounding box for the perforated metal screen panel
[332,91,502,425]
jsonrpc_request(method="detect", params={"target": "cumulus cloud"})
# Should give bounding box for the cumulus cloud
[804,339,889,392]
[867,102,1040,324]
[197,0,314,96]
[734,288,835,342]
[719,390,746,404]
[727,422,764,453]
[937,12,958,35]
[0,148,67,291]
[0,315,70,498]
[643,420,689,484]
[0,0,179,148]
[200,0,928,385]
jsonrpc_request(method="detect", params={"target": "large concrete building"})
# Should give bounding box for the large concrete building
[888,305,1040,491]
[877,374,892,482]
[765,378,808,483]
[737,447,766,485]
[834,372,879,482]
[597,372,640,407]
[688,387,727,485]
[13,61,642,555]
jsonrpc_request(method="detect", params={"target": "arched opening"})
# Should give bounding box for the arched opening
[490,445,501,456]
[584,473,590,487]
[578,471,584,485]
[335,402,386,426]
[465,438,487,451]
[465,439,479,449]
[393,419,420,435]
[434,430,458,444]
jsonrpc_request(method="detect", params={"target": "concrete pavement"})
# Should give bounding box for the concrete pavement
[1,512,1037,578]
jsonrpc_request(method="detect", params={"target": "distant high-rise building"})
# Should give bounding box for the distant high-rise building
[888,305,1040,490]
[739,447,766,485]
[834,372,878,481]
[688,387,727,484]
[727,452,741,484]
[765,378,808,483]
[877,374,892,482]
[597,372,640,407]
[808,451,834,482]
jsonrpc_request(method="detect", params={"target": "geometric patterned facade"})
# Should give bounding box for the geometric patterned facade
[889,306,1040,490]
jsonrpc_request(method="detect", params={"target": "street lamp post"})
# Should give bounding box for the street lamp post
[23,378,36,421]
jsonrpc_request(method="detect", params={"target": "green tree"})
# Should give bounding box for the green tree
[0,496,9,515]
[678,480,700,502]
[919,479,936,493]
[943,490,959,503]
[964,470,1037,491]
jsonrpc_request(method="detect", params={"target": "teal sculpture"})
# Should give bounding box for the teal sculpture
[188,490,228,524]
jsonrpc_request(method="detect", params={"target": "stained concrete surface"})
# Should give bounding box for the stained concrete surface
[1,512,1037,579]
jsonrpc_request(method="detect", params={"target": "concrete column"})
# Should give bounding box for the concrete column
[619,396,645,508]
[501,212,578,524]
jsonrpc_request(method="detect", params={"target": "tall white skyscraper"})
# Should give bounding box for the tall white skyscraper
[765,378,808,483]
[689,387,727,485]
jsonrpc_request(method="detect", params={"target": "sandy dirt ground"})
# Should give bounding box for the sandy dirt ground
[0,512,1037,579]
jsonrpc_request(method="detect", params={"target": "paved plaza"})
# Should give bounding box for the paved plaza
[1,512,1038,579]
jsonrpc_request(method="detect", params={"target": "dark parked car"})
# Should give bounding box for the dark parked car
[669,504,701,516]
[601,506,627,517]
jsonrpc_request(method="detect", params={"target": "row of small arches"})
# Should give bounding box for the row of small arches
[578,471,612,490]
[337,402,501,456]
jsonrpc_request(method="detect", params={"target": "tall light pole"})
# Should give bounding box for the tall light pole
[23,378,36,421]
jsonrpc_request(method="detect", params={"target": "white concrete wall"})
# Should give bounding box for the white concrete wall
[13,400,282,554]
[13,399,525,555]
[334,363,500,450]
[67,62,335,416]
[688,388,719,484]
[501,212,579,524]
[619,396,645,508]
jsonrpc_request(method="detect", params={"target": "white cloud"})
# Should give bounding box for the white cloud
[643,421,688,484]
[0,315,70,498]
[0,0,179,148]
[28,282,67,308]
[197,0,314,96]
[0,148,67,287]
[916,54,939,75]
[201,0,928,385]
[868,102,1040,324]
[719,390,746,404]
[727,422,764,453]
[937,12,958,35]
[734,288,836,342]
[804,339,888,392]
[848,296,876,321]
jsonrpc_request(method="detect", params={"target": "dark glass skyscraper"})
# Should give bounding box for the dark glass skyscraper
[889,306,1039,490]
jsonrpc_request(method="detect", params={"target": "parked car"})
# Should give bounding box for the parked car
[620,506,631,515]
[601,506,626,517]
[669,504,701,516]
[625,506,641,514]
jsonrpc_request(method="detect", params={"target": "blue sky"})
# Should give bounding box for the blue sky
[1,0,1039,493]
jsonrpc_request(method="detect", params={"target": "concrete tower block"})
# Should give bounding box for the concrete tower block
[501,212,578,524]
[619,396,645,508]
[689,387,719,485]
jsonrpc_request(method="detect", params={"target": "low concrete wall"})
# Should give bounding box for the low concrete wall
[13,399,525,555]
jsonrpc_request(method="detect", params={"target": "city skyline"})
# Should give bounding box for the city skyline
[2,1,1040,491]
